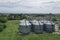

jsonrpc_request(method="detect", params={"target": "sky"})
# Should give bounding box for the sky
[0,0,60,14]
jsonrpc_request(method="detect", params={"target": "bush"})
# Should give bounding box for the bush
[0,23,6,32]
[0,17,8,23]
[8,14,27,20]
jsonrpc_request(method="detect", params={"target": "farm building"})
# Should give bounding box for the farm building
[19,18,60,34]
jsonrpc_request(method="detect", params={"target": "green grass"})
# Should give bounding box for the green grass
[0,20,60,40]
[0,20,19,40]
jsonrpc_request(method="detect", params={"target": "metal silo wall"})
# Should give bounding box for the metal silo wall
[44,24,55,33]
[33,25,43,33]
[19,25,31,34]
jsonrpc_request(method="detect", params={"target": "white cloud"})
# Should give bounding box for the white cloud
[0,0,60,13]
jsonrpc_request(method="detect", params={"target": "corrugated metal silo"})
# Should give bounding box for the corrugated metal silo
[44,21,55,33]
[19,19,31,34]
[31,20,43,33]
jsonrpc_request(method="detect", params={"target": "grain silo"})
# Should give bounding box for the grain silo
[19,19,31,34]
[31,20,43,33]
[44,21,55,33]
[54,21,59,32]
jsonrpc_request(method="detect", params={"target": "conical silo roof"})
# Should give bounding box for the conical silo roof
[20,19,31,25]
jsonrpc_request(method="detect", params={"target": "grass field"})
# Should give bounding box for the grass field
[0,20,60,40]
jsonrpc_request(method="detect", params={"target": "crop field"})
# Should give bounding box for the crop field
[0,20,60,40]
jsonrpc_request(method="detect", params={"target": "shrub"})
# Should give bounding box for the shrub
[0,17,8,23]
[0,23,6,32]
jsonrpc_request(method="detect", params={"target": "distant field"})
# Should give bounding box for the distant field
[0,20,60,40]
